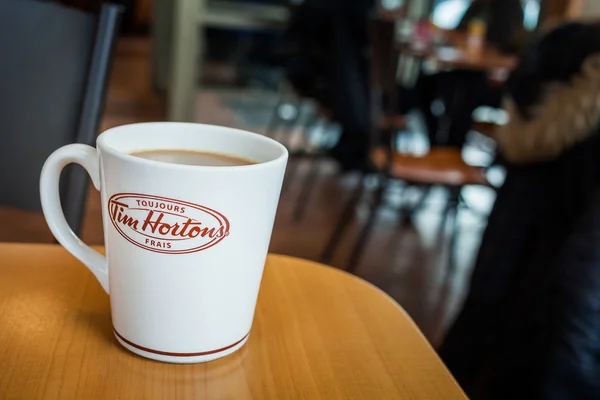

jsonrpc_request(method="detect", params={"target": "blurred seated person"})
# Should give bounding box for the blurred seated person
[439,22,600,400]
[417,0,524,148]
[278,0,374,171]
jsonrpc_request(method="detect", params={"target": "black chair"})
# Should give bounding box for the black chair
[320,14,493,273]
[0,0,121,236]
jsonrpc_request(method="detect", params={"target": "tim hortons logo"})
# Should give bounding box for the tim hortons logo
[108,193,230,254]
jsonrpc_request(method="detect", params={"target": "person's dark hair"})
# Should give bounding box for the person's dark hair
[507,22,600,119]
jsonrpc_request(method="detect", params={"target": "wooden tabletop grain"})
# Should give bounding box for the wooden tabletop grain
[0,243,466,399]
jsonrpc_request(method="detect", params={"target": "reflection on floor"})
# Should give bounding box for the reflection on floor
[0,38,497,346]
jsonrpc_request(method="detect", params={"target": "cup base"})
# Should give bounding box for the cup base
[114,330,249,364]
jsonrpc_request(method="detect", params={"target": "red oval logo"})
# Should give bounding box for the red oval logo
[108,193,230,254]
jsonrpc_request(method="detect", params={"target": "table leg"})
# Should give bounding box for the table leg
[168,0,201,122]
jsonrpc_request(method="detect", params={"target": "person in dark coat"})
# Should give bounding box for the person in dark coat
[438,22,600,400]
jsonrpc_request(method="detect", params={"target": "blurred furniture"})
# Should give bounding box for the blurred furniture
[397,41,518,85]
[279,2,409,222]
[265,86,336,221]
[58,0,150,33]
[0,243,467,399]
[473,120,501,139]
[321,14,493,272]
[399,42,518,73]
[0,0,121,236]
[152,0,290,121]
[399,31,511,153]
[321,148,492,272]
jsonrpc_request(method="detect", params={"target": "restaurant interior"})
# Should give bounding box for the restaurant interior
[2,0,600,398]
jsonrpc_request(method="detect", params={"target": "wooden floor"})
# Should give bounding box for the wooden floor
[0,38,496,346]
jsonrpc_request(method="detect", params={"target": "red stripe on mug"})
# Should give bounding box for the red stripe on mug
[114,329,249,357]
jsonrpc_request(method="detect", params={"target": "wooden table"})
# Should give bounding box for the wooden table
[0,243,466,399]
[397,41,517,81]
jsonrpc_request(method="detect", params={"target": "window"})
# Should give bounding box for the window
[431,0,540,31]
[431,0,469,29]
[523,0,540,30]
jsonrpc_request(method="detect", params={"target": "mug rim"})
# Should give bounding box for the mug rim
[96,122,288,171]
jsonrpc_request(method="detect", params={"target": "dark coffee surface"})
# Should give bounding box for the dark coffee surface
[131,150,255,166]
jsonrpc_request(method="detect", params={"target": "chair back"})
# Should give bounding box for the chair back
[0,0,120,233]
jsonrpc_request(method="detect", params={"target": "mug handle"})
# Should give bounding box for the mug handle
[40,144,109,294]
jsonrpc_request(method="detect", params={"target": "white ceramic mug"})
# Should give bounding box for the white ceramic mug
[40,122,288,363]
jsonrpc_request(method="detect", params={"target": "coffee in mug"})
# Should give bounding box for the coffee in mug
[40,122,288,363]
[131,149,256,167]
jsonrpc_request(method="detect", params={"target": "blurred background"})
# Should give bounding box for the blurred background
[2,0,600,397]
[0,0,588,340]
